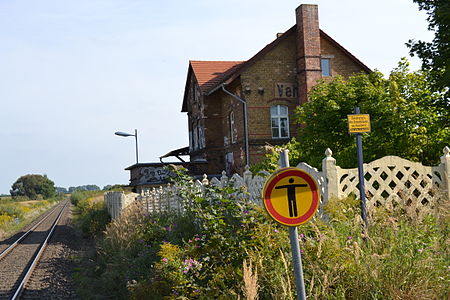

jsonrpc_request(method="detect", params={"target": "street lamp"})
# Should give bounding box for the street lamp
[115,129,139,164]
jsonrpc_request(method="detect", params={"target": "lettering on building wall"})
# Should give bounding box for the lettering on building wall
[139,167,171,184]
[275,83,298,98]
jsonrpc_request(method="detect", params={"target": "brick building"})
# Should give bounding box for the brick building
[180,4,370,175]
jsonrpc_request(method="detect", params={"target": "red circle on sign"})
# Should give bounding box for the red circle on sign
[263,168,319,226]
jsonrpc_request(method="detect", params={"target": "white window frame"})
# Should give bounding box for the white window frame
[321,58,332,77]
[271,105,290,139]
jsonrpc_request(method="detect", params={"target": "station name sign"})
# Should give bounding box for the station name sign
[275,83,298,98]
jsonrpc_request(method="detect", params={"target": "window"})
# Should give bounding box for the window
[229,111,236,143]
[271,105,289,138]
[197,120,205,149]
[321,58,331,77]
[191,119,205,150]
[192,123,198,150]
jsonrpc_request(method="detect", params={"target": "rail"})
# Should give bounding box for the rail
[0,200,69,300]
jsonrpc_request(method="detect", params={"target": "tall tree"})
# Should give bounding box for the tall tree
[407,0,450,108]
[256,60,449,171]
[10,174,56,200]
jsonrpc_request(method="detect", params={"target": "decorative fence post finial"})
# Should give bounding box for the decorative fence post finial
[243,165,253,188]
[443,146,450,156]
[221,170,228,186]
[322,148,338,204]
[202,174,209,185]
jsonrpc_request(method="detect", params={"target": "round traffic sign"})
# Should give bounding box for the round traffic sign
[262,167,320,226]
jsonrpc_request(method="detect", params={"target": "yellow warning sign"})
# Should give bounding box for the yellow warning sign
[348,114,371,133]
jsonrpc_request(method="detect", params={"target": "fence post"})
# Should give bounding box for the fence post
[322,148,339,204]
[202,174,209,185]
[441,146,450,200]
[220,170,228,187]
[243,165,253,190]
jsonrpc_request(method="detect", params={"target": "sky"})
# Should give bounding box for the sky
[0,0,434,194]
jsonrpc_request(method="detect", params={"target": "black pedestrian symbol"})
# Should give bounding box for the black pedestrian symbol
[275,178,307,217]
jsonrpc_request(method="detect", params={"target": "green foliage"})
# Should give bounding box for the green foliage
[68,185,101,193]
[407,0,450,107]
[77,201,110,237]
[71,190,109,237]
[251,138,302,174]
[258,60,449,169]
[10,174,56,200]
[75,172,449,299]
[102,184,126,191]
[70,190,100,206]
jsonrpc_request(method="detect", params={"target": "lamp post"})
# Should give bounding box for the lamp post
[115,129,139,164]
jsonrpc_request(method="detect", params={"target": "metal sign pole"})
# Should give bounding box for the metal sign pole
[280,150,306,300]
[354,107,368,229]
[134,129,139,164]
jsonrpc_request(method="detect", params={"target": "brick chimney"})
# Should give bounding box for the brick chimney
[296,4,321,104]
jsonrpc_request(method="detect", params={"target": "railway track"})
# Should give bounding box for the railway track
[0,200,69,300]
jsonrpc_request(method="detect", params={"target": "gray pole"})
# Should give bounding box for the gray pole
[354,107,368,228]
[134,129,139,164]
[280,150,306,300]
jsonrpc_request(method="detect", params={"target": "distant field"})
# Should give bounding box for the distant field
[0,198,57,240]
[0,196,12,202]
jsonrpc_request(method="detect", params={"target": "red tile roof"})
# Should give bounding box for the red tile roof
[190,61,244,93]
[182,28,371,112]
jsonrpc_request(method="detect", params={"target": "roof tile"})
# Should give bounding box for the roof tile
[190,61,244,93]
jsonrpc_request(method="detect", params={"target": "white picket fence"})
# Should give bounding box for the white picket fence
[104,191,139,219]
[105,147,450,219]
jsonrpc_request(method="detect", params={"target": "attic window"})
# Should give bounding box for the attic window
[321,58,331,77]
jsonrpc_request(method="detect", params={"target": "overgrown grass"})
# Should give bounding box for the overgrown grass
[0,194,63,239]
[73,177,449,299]
[70,190,110,237]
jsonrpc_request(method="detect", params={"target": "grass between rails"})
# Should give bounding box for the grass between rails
[72,178,449,299]
[0,195,63,240]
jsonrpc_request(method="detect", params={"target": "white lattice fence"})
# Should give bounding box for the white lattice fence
[328,147,449,214]
[106,147,449,219]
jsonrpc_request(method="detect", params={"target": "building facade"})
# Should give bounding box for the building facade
[181,4,371,175]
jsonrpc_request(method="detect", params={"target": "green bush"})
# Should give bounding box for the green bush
[77,201,110,237]
[70,190,99,206]
[71,190,109,237]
